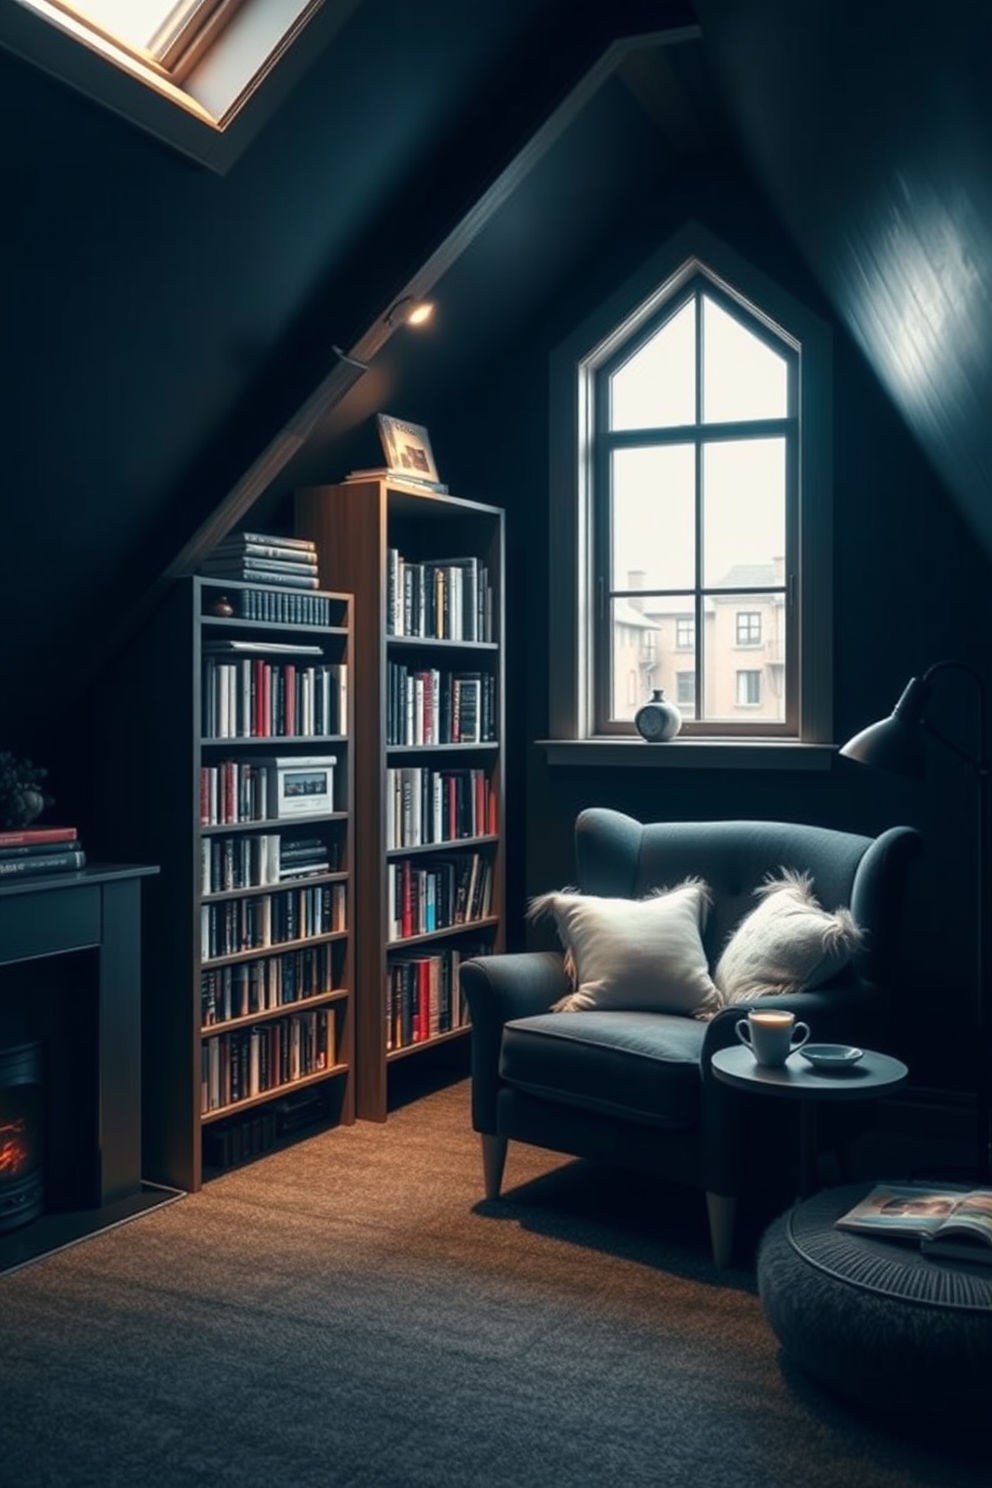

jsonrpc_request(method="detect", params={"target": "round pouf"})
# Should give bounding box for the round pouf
[757,1184,992,1425]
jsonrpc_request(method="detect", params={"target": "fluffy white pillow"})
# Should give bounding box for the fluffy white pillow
[527,879,720,1019]
[714,869,864,1006]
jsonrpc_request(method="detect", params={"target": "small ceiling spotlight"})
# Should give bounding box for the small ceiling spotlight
[385,295,435,329]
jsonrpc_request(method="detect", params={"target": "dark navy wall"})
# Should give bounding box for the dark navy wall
[3,1,989,1099]
[437,152,990,1095]
[696,0,992,567]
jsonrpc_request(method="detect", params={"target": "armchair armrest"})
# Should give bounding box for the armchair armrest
[460,952,570,1134]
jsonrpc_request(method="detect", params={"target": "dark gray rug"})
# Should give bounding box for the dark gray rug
[0,1077,984,1487]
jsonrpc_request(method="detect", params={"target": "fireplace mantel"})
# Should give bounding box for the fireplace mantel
[0,863,163,1270]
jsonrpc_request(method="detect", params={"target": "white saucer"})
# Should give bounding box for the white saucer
[799,1043,864,1070]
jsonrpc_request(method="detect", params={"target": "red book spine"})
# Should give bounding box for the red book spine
[0,826,77,847]
[253,660,265,737]
[284,663,296,737]
[422,958,431,1041]
[400,861,413,939]
[262,664,272,737]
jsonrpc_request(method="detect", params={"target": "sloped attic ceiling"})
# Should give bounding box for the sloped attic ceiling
[695,0,992,561]
[0,0,702,755]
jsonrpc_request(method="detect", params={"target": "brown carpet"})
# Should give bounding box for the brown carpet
[0,1074,984,1487]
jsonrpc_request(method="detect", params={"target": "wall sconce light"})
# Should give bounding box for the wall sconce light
[385,295,435,329]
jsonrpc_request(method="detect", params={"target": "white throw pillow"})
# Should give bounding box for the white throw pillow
[527,879,720,1019]
[714,869,864,1006]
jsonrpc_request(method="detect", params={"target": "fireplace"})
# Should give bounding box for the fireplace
[0,1041,45,1234]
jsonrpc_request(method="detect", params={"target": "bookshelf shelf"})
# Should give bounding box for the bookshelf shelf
[201,1062,350,1123]
[202,928,349,967]
[386,1028,468,1063]
[296,475,505,1119]
[91,573,355,1189]
[201,812,349,835]
[203,871,348,904]
[386,834,498,857]
[201,986,348,1035]
[386,916,501,951]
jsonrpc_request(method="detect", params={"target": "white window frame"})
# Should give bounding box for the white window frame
[544,221,834,771]
[0,0,363,172]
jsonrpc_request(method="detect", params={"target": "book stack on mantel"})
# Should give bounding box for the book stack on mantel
[198,532,322,592]
[0,824,86,881]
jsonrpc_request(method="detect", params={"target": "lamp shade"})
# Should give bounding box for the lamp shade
[838,677,930,780]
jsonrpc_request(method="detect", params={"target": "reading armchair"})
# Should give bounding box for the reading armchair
[460,808,921,1266]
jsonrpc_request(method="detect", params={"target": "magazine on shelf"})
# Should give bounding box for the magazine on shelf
[835,1182,992,1264]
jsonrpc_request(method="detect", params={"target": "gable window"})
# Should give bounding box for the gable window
[597,275,794,736]
[547,223,833,764]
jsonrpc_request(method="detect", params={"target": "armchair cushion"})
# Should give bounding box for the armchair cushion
[527,880,721,1018]
[500,1010,706,1129]
[714,869,865,1006]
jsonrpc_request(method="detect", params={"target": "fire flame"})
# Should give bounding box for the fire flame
[0,1118,29,1177]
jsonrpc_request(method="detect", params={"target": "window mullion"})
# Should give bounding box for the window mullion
[694,291,704,727]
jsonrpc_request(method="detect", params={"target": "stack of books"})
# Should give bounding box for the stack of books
[198,532,321,591]
[0,824,86,880]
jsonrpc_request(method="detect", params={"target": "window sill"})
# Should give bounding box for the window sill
[537,738,836,771]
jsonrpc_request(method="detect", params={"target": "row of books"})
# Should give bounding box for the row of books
[387,853,493,941]
[386,550,494,643]
[200,944,341,1028]
[199,531,323,592]
[208,586,335,626]
[202,656,346,740]
[201,1006,335,1113]
[386,944,491,1051]
[201,833,340,895]
[386,766,495,849]
[201,882,346,962]
[385,663,497,745]
[0,824,86,879]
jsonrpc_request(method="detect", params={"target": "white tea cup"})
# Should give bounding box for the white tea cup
[735,1009,810,1068]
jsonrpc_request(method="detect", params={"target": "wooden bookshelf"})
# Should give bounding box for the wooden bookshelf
[295,476,505,1121]
[90,575,355,1190]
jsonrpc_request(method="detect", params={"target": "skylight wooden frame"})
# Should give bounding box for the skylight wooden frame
[0,0,362,173]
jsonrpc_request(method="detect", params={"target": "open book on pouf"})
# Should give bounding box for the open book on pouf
[836,1183,992,1264]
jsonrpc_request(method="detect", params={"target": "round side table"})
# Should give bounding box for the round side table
[711,1045,908,1197]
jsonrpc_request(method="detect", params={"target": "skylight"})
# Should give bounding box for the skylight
[1,0,363,171]
[53,1,201,62]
